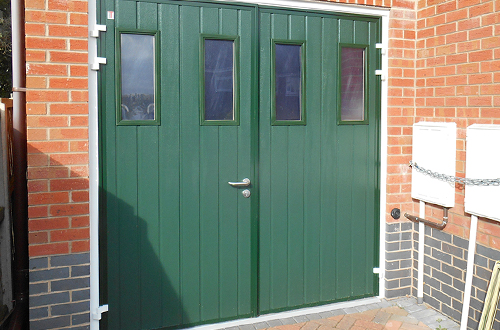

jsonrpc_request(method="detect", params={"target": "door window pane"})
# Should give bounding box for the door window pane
[204,39,234,121]
[340,47,365,122]
[120,33,156,122]
[275,43,302,121]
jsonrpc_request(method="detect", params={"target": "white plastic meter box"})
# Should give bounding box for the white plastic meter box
[465,124,500,222]
[411,122,456,207]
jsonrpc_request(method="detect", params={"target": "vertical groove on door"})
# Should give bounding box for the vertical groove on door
[303,15,321,305]
[199,6,220,322]
[136,3,161,328]
[258,12,271,313]
[237,9,253,316]
[270,12,289,311]
[158,4,183,327]
[319,16,338,302]
[286,13,305,308]
[159,2,178,325]
[218,9,239,320]
[114,1,138,328]
[116,127,140,330]
[336,18,354,300]
[351,19,370,298]
[179,5,201,324]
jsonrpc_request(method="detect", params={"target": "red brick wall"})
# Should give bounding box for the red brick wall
[385,0,418,222]
[25,0,91,326]
[25,0,90,257]
[385,0,500,246]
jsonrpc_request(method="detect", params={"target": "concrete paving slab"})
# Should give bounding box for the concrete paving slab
[411,308,440,319]
[395,298,417,307]
[266,319,283,327]
[304,313,322,321]
[253,322,271,330]
[238,324,256,330]
[317,311,336,319]
[293,315,309,323]
[279,317,296,325]
[329,309,347,317]
[404,304,428,313]
[342,307,359,314]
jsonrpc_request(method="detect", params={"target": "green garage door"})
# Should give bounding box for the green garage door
[100,2,380,329]
[258,9,380,314]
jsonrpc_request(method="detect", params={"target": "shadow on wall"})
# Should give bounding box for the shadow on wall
[26,142,189,329]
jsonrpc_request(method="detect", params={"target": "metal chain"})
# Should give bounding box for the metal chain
[409,161,500,186]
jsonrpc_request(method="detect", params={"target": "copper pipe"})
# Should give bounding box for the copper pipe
[404,207,449,230]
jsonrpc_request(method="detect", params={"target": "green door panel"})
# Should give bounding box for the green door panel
[100,2,380,329]
[102,2,256,329]
[258,10,380,313]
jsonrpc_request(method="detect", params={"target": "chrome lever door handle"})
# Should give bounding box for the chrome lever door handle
[228,178,251,187]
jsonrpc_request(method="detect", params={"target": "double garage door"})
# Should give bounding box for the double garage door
[100,2,381,329]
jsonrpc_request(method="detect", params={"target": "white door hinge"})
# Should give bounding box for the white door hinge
[373,267,384,278]
[375,70,385,81]
[91,57,107,71]
[92,304,109,320]
[375,43,386,55]
[91,24,107,38]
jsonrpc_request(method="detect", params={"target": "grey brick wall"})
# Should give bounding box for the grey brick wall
[385,221,500,330]
[385,222,414,298]
[420,226,465,323]
[29,253,90,330]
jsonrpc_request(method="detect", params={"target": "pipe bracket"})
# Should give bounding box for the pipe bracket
[92,304,109,320]
[91,57,107,71]
[91,24,107,37]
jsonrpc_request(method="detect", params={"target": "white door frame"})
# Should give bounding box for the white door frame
[87,1,389,328]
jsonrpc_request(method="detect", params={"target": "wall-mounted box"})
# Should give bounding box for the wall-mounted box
[411,122,456,207]
[465,124,500,222]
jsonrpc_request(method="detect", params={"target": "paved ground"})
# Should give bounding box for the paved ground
[216,297,460,330]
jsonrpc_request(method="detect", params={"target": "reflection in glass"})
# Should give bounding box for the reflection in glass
[121,33,155,121]
[275,44,301,121]
[340,47,365,121]
[204,39,234,121]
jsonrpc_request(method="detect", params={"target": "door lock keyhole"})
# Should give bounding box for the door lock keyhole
[242,189,251,198]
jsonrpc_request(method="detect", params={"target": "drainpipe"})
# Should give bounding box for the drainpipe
[460,215,478,330]
[418,202,425,304]
[8,0,29,326]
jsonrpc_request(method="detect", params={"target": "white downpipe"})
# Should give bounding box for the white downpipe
[378,12,389,299]
[460,215,478,330]
[88,0,100,327]
[417,201,425,304]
